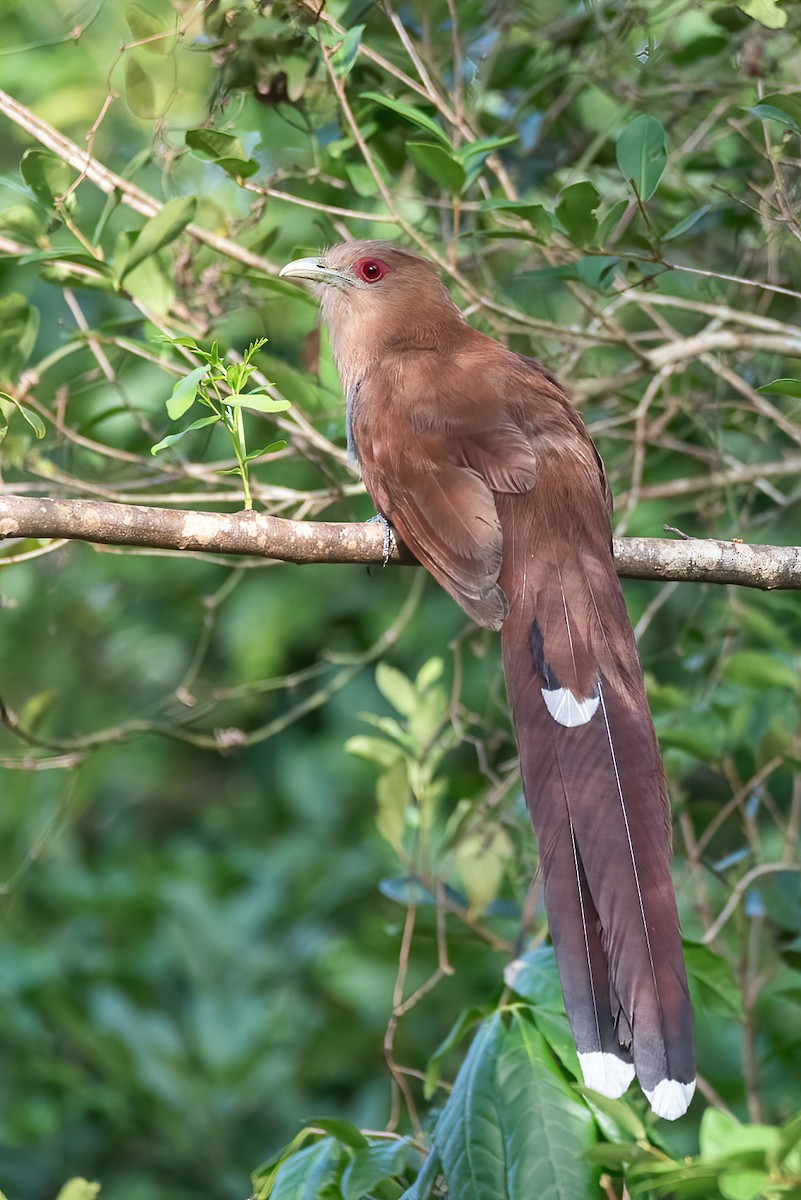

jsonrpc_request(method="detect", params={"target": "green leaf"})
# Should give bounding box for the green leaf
[269,1137,345,1199]
[375,663,418,717]
[245,440,287,460]
[453,825,513,917]
[123,252,174,314]
[125,3,174,52]
[555,182,600,245]
[185,129,258,178]
[683,940,742,1019]
[700,1108,779,1162]
[616,114,667,201]
[223,393,291,413]
[16,404,46,439]
[55,1182,101,1200]
[304,1117,368,1149]
[459,135,518,167]
[0,294,39,382]
[341,1138,417,1200]
[433,1009,598,1198]
[375,761,411,854]
[757,378,801,398]
[747,94,801,133]
[118,196,196,281]
[595,198,629,244]
[330,24,364,77]
[424,1007,484,1099]
[663,205,711,241]
[737,0,787,29]
[166,365,211,420]
[504,946,564,1009]
[575,255,620,291]
[21,149,76,210]
[344,735,403,769]
[719,1170,770,1200]
[480,199,554,241]
[723,650,798,692]
[150,413,221,454]
[124,55,156,119]
[360,93,451,147]
[407,142,465,193]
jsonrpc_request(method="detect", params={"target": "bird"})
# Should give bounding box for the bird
[279,240,695,1120]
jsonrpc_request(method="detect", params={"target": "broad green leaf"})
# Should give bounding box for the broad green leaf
[375,761,411,854]
[341,1138,418,1200]
[123,253,174,314]
[723,650,798,692]
[575,255,620,291]
[124,55,156,118]
[433,1009,598,1199]
[700,1108,779,1161]
[223,392,290,413]
[345,735,404,768]
[166,364,211,420]
[118,196,196,281]
[555,182,600,245]
[330,24,364,77]
[459,135,518,167]
[747,93,801,133]
[415,657,443,692]
[737,0,787,28]
[719,1170,769,1200]
[185,129,258,178]
[663,205,711,241]
[125,3,174,52]
[504,946,564,1010]
[269,1137,345,1199]
[304,1117,368,1149]
[407,142,465,193]
[55,1182,101,1200]
[683,940,741,1019]
[0,295,39,382]
[15,404,46,439]
[453,826,512,917]
[375,662,418,717]
[245,439,287,460]
[616,114,667,201]
[480,199,553,241]
[21,149,76,210]
[150,413,220,454]
[424,1007,485,1099]
[360,93,451,147]
[757,378,801,398]
[596,198,629,243]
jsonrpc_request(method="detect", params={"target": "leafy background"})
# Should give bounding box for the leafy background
[1,1,801,1197]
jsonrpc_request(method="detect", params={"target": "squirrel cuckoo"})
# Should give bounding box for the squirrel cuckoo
[280,240,695,1119]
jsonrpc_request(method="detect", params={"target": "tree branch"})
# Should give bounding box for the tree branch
[1,495,799,589]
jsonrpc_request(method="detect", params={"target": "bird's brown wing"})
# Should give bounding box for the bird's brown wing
[353,392,538,630]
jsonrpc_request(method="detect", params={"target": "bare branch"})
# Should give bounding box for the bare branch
[1,495,799,589]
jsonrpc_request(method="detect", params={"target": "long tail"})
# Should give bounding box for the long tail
[501,546,695,1120]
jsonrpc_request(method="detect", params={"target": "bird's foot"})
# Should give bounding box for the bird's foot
[366,513,395,566]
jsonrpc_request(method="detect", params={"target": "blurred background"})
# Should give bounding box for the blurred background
[1,1,800,1197]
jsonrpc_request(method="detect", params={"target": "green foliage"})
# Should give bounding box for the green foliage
[1,0,801,1197]
[151,337,289,507]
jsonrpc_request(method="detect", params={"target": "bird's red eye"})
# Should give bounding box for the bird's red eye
[354,257,389,283]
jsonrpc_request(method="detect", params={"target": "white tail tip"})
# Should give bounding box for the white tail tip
[644,1078,696,1120]
[541,687,599,727]
[578,1051,635,1099]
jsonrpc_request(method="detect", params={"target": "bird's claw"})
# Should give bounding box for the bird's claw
[366,513,395,566]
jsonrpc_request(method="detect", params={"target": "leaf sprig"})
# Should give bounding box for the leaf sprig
[152,337,289,510]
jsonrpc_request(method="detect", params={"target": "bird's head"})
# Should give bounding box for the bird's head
[279,240,464,390]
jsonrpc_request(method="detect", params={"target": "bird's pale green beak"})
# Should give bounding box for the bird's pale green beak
[279,257,353,287]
